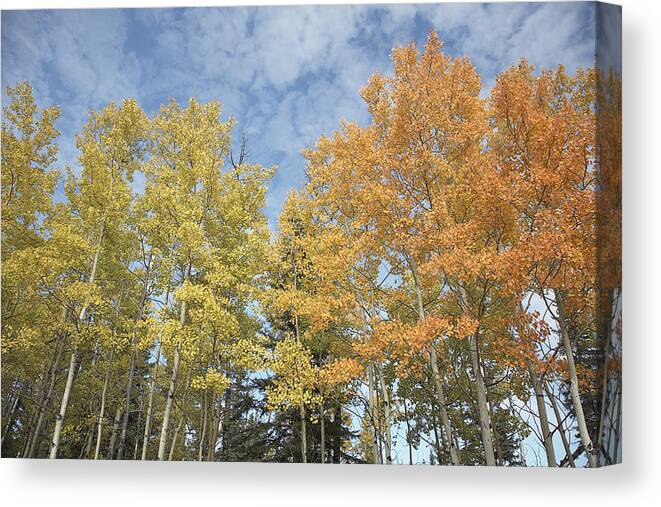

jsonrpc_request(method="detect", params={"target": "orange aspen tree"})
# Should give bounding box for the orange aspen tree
[306,32,496,464]
[488,62,601,467]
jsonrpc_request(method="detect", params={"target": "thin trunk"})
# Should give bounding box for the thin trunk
[160,351,182,459]
[1,395,20,451]
[107,405,122,459]
[299,403,307,464]
[217,396,226,459]
[49,349,78,459]
[375,373,384,463]
[597,290,617,463]
[613,385,622,463]
[403,398,413,465]
[94,347,114,460]
[527,361,556,466]
[198,390,208,461]
[169,414,185,461]
[28,336,65,458]
[455,281,495,465]
[367,363,381,464]
[49,223,104,459]
[168,369,191,461]
[21,360,53,456]
[554,289,597,468]
[293,307,307,464]
[332,405,341,463]
[207,394,223,462]
[357,296,387,465]
[118,256,151,460]
[430,409,442,464]
[141,342,162,460]
[597,352,610,464]
[410,260,460,465]
[486,382,503,465]
[116,350,136,460]
[133,391,143,460]
[544,380,575,467]
[429,347,460,464]
[453,430,462,463]
[469,331,496,465]
[378,368,393,464]
[320,402,326,464]
[82,421,94,458]
[219,381,231,460]
[158,264,190,460]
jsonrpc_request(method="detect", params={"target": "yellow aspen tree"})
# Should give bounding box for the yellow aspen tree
[49,99,148,458]
[145,98,273,460]
[1,82,61,455]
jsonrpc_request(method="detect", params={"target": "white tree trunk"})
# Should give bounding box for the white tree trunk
[469,331,497,465]
[107,405,123,459]
[167,370,192,461]
[28,337,64,458]
[168,414,185,461]
[21,360,53,456]
[554,290,597,468]
[293,306,307,464]
[527,361,556,466]
[157,266,190,460]
[207,395,223,461]
[367,364,382,464]
[48,349,78,459]
[117,255,152,459]
[116,350,136,460]
[544,380,575,467]
[49,223,104,458]
[378,369,393,464]
[429,346,460,465]
[410,260,460,465]
[299,403,307,463]
[158,343,181,460]
[320,401,326,464]
[141,342,161,460]
[198,391,208,461]
[94,347,114,459]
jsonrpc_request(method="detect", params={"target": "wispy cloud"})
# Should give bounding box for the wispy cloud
[1,2,596,226]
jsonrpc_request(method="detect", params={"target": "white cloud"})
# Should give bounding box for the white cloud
[2,8,145,191]
[425,2,595,89]
[249,6,367,88]
[2,3,598,221]
[46,10,141,105]
[2,12,56,106]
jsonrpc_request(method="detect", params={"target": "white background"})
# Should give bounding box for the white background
[0,0,658,505]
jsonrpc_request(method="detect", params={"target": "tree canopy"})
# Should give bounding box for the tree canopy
[1,32,621,467]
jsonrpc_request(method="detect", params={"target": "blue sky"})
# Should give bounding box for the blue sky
[1,2,598,229]
[1,1,615,466]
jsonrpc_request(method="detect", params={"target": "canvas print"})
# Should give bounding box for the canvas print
[0,2,621,466]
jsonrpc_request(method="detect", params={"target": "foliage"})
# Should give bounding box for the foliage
[0,31,620,466]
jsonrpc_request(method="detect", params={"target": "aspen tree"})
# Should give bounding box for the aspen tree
[48,99,147,458]
[145,98,272,460]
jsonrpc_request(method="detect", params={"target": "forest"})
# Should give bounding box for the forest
[1,33,621,466]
